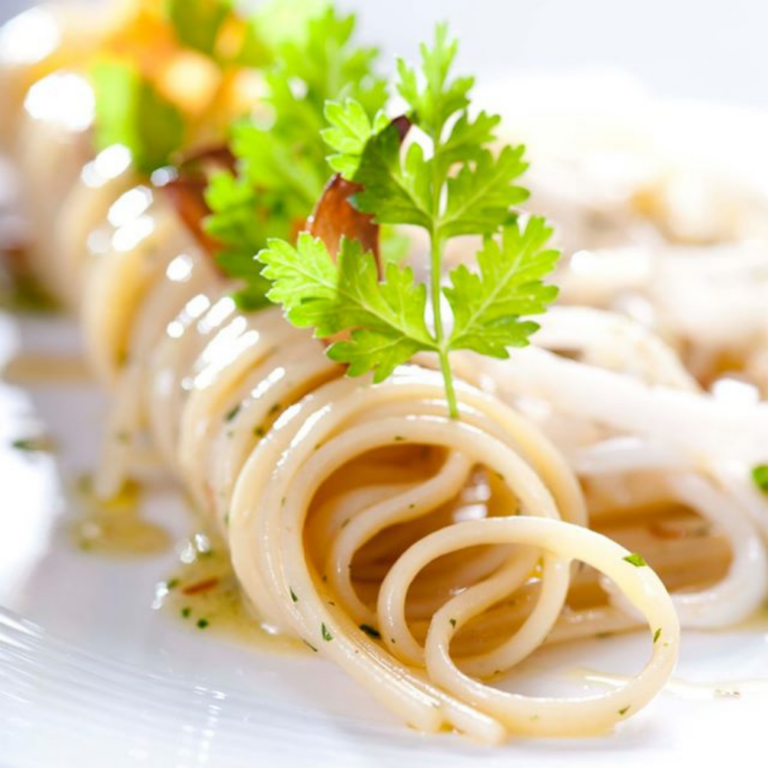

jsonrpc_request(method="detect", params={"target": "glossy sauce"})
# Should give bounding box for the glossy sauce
[155,527,306,654]
[69,475,171,556]
[3,353,91,385]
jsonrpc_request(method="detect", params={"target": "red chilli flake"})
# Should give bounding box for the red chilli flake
[182,577,220,595]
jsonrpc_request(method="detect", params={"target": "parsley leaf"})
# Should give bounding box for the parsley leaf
[439,146,529,238]
[445,217,560,357]
[353,127,432,229]
[259,234,435,381]
[623,553,648,567]
[396,23,473,140]
[91,61,185,175]
[205,7,387,309]
[323,99,389,178]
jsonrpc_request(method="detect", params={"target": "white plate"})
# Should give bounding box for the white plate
[2,305,768,768]
[3,55,768,766]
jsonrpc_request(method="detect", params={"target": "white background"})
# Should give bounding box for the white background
[1,0,766,107]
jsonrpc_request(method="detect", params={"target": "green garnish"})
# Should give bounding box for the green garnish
[91,60,186,176]
[623,553,648,567]
[197,618,210,629]
[290,588,298,603]
[11,437,54,453]
[653,627,662,644]
[752,465,768,494]
[91,0,279,179]
[321,622,333,641]
[164,0,269,66]
[224,403,241,422]
[303,639,319,652]
[257,25,559,418]
[166,578,180,590]
[359,623,381,640]
[181,606,192,619]
[618,706,630,716]
[449,618,457,628]
[165,0,234,59]
[204,7,387,310]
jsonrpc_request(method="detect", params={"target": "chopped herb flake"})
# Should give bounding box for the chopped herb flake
[321,623,333,641]
[166,578,180,590]
[181,607,192,619]
[653,627,662,644]
[359,623,381,639]
[618,706,630,716]
[449,618,457,628]
[290,588,298,603]
[197,618,210,629]
[623,553,647,567]
[303,640,318,652]
[225,404,242,422]
[11,437,54,452]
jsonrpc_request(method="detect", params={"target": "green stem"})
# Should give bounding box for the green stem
[429,231,458,419]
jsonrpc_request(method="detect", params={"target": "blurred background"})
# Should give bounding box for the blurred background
[1,0,765,107]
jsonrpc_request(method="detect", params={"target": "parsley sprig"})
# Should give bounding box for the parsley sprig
[258,25,560,418]
[204,7,388,309]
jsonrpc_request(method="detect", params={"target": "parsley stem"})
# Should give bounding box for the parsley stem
[429,232,459,419]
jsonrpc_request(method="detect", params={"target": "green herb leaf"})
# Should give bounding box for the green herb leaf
[321,622,333,641]
[165,0,232,58]
[436,110,501,175]
[752,464,768,494]
[322,98,389,178]
[91,60,185,175]
[445,216,560,357]
[396,22,473,140]
[439,146,528,239]
[653,627,662,644]
[352,128,433,229]
[205,7,387,310]
[623,553,648,567]
[258,234,436,382]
